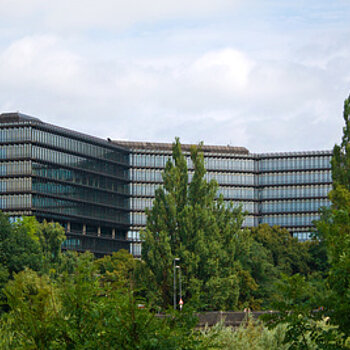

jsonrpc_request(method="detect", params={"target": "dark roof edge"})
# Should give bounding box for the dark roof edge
[112,140,250,155]
[0,112,129,153]
[0,112,43,124]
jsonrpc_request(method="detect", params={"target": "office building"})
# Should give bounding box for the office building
[113,141,332,256]
[0,112,130,255]
[0,112,333,257]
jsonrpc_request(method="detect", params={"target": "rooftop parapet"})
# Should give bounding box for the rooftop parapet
[113,140,250,155]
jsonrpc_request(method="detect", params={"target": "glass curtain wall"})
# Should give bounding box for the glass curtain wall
[0,113,130,255]
[257,152,332,240]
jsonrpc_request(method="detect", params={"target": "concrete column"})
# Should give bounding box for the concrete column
[82,224,86,235]
[112,228,116,239]
[67,222,70,233]
[97,226,101,237]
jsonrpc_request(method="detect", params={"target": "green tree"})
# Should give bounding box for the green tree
[141,138,255,311]
[315,94,350,336]
[0,254,204,350]
[0,269,61,349]
[263,274,346,350]
[37,220,66,270]
[0,212,43,277]
[251,224,312,276]
[95,249,137,289]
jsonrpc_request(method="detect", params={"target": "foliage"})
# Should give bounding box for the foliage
[201,318,288,350]
[248,224,317,307]
[0,215,66,278]
[314,94,350,337]
[37,220,66,270]
[0,212,43,276]
[251,224,312,276]
[0,254,204,350]
[331,94,350,188]
[0,269,61,349]
[95,249,137,289]
[141,138,256,311]
[262,274,348,349]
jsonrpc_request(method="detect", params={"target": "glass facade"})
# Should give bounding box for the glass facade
[0,113,333,256]
[113,142,332,256]
[0,113,130,256]
[257,152,332,241]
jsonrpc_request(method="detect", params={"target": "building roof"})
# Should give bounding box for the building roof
[112,140,250,155]
[0,112,43,124]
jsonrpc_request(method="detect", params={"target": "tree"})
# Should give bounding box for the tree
[263,274,346,350]
[40,220,66,269]
[95,249,137,289]
[251,224,313,276]
[315,94,350,336]
[0,269,61,349]
[141,138,255,310]
[0,212,43,277]
[0,254,204,350]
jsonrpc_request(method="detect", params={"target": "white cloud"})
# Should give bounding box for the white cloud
[0,1,350,152]
[0,0,243,31]
[0,35,83,94]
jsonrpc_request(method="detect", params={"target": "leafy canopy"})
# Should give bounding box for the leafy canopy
[141,138,256,311]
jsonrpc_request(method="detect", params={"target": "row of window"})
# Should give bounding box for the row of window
[131,154,171,168]
[62,236,129,254]
[130,211,258,227]
[32,162,128,195]
[204,157,255,171]
[32,128,128,163]
[260,185,331,199]
[131,153,257,172]
[293,232,312,241]
[130,242,142,256]
[32,180,129,208]
[259,171,331,185]
[131,183,160,197]
[132,169,257,185]
[260,199,330,213]
[131,153,331,173]
[217,187,256,199]
[128,230,141,241]
[0,177,31,192]
[130,183,331,201]
[131,169,332,187]
[0,144,31,159]
[0,127,31,142]
[32,145,128,179]
[62,238,81,249]
[243,216,258,227]
[261,213,320,227]
[0,194,31,209]
[206,172,256,185]
[259,156,331,171]
[32,195,129,224]
[0,161,31,176]
[224,201,257,213]
[131,197,154,211]
[131,168,164,182]
[129,198,257,214]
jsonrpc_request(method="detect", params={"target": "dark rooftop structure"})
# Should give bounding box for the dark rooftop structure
[113,140,249,155]
[0,112,43,124]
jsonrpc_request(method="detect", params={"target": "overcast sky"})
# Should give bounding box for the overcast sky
[1,1,350,152]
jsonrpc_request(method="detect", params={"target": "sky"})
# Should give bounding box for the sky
[0,0,350,152]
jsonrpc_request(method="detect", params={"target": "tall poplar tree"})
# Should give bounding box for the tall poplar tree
[141,138,255,311]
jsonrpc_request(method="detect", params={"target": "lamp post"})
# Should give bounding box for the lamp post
[173,258,180,310]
